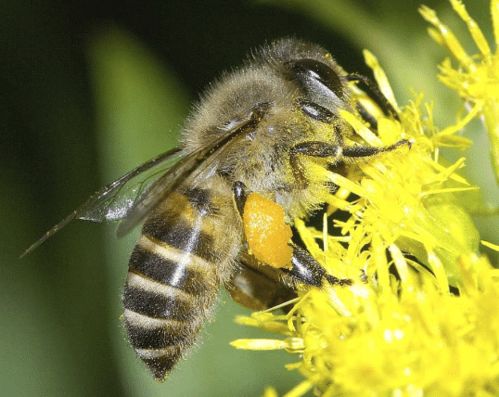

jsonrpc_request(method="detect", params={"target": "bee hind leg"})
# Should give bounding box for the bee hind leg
[231,181,350,288]
[228,252,297,311]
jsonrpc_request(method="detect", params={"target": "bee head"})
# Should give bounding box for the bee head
[258,38,350,115]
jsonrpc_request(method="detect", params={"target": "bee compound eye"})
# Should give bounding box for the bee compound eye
[285,59,345,100]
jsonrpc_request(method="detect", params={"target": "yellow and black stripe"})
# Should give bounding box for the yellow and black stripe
[122,185,236,380]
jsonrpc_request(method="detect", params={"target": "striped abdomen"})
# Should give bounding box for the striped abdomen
[123,182,241,380]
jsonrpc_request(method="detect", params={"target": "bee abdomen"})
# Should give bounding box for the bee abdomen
[123,233,219,380]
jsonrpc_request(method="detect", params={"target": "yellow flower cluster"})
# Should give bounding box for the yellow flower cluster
[231,2,499,396]
[420,0,499,182]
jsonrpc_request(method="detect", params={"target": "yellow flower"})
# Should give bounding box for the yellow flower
[420,0,499,182]
[231,10,499,395]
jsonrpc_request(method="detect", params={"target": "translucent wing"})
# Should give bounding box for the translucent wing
[115,104,265,236]
[21,147,182,257]
[22,101,269,257]
[81,148,183,222]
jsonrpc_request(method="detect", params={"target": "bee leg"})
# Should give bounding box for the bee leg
[281,245,351,287]
[356,103,378,131]
[346,73,399,120]
[232,180,248,217]
[228,252,297,311]
[342,139,411,158]
[290,141,341,187]
[290,139,411,173]
[231,181,350,288]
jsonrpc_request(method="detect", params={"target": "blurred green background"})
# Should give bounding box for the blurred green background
[1,0,496,396]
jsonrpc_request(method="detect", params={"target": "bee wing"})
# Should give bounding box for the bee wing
[22,102,268,257]
[115,107,262,237]
[80,148,184,222]
[21,146,183,257]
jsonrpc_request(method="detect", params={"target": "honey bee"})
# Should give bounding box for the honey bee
[23,38,409,380]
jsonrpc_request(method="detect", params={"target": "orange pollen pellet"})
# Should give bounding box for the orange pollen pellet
[242,193,293,269]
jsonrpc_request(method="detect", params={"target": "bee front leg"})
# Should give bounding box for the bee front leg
[342,139,411,157]
[346,73,399,120]
[355,103,378,131]
[291,139,411,159]
[289,141,342,188]
[290,139,411,183]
